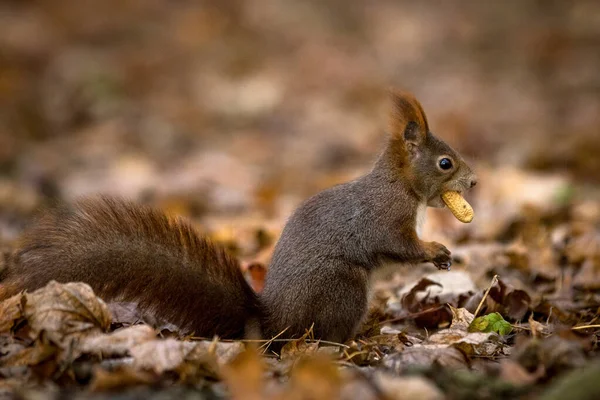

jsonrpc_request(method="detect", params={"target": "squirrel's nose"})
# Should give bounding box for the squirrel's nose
[470,178,478,188]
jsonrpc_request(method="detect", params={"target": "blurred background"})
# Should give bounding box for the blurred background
[0,0,599,253]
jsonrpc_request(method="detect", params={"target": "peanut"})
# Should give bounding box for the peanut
[442,191,473,223]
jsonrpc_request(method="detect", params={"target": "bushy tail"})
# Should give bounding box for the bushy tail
[0,196,263,339]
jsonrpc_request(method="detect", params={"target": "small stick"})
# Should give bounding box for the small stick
[572,324,600,330]
[510,324,531,331]
[259,327,289,352]
[189,335,350,349]
[473,274,499,318]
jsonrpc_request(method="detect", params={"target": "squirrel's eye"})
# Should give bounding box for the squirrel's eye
[439,158,453,170]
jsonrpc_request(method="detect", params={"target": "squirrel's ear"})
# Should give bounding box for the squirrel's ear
[388,89,429,146]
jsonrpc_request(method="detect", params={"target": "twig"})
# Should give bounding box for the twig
[572,324,600,330]
[473,274,499,318]
[510,324,531,331]
[190,333,350,349]
[342,350,369,362]
[258,327,289,352]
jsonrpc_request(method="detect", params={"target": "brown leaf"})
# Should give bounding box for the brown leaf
[503,289,531,321]
[90,365,156,392]
[24,281,112,347]
[450,332,505,358]
[221,347,265,400]
[287,354,342,400]
[564,228,600,265]
[448,306,475,331]
[131,338,244,375]
[528,315,552,338]
[131,338,195,374]
[79,324,156,357]
[384,346,468,373]
[485,279,532,321]
[498,359,544,386]
[413,306,453,330]
[107,301,145,326]
[401,278,442,313]
[186,340,245,366]
[512,336,587,377]
[0,293,24,333]
[280,333,320,360]
[573,258,600,290]
[375,373,444,400]
[0,337,57,368]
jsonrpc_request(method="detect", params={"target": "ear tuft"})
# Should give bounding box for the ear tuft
[388,89,429,143]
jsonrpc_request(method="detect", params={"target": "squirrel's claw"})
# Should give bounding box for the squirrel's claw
[435,260,452,271]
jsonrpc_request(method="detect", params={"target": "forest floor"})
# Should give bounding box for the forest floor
[1,1,600,399]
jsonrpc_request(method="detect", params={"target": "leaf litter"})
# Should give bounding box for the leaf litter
[1,2,600,397]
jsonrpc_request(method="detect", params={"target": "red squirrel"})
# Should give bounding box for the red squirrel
[0,90,477,344]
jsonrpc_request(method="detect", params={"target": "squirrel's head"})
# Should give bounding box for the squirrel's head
[388,90,477,208]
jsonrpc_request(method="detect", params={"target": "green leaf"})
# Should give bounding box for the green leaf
[469,312,512,335]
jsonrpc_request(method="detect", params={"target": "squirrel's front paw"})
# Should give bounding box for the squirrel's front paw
[424,241,452,271]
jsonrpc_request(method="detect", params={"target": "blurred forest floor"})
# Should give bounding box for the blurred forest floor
[1,1,600,399]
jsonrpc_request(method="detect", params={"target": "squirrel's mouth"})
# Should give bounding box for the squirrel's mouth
[428,195,447,208]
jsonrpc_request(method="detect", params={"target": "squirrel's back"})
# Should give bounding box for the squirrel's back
[0,197,261,338]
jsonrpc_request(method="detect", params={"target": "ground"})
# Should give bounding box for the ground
[0,1,599,399]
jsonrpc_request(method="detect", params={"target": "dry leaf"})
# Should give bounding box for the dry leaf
[131,338,244,375]
[0,337,56,368]
[375,373,444,400]
[24,281,111,347]
[90,365,156,392]
[448,306,475,331]
[384,346,468,373]
[498,359,544,386]
[528,316,552,338]
[131,338,195,374]
[186,340,245,366]
[287,354,342,400]
[221,347,265,400]
[0,293,24,333]
[79,324,156,357]
[280,334,321,360]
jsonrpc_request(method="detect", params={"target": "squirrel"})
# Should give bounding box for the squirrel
[0,90,477,344]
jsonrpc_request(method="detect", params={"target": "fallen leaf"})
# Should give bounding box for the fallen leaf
[186,340,245,369]
[221,347,265,400]
[383,347,468,373]
[488,279,532,321]
[0,337,57,368]
[512,336,587,377]
[280,335,320,360]
[375,373,444,400]
[130,338,195,374]
[469,313,513,335]
[400,272,476,312]
[498,359,544,386]
[528,315,552,338]
[79,324,156,357]
[0,292,24,333]
[24,281,112,347]
[287,354,341,400]
[90,365,156,392]
[448,305,475,331]
[131,338,244,375]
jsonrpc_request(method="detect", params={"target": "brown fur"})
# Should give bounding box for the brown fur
[0,197,261,338]
[389,90,430,139]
